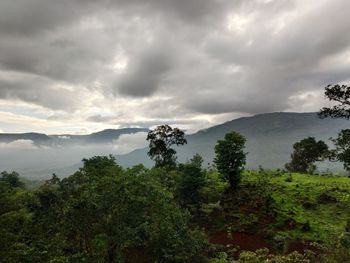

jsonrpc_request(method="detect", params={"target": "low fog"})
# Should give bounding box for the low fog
[0,132,148,179]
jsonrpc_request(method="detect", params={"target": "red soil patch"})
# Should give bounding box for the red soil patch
[238,205,274,226]
[209,231,273,253]
[239,205,258,214]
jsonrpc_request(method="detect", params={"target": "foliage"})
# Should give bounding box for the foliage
[0,172,29,263]
[319,84,350,119]
[214,132,247,189]
[241,171,350,243]
[190,153,204,169]
[146,124,187,168]
[1,157,207,263]
[285,137,329,173]
[317,234,350,263]
[330,129,350,171]
[177,154,206,208]
[0,171,25,189]
[2,136,350,263]
[211,249,312,263]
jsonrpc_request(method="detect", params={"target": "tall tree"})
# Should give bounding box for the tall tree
[318,84,350,172]
[319,84,350,119]
[330,129,350,171]
[146,125,187,168]
[178,154,206,208]
[214,131,246,189]
[285,137,329,173]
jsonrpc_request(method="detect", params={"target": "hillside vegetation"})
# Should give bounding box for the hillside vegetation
[2,164,350,262]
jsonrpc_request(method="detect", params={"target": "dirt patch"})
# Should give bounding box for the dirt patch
[209,231,273,253]
[125,247,148,263]
[239,205,258,214]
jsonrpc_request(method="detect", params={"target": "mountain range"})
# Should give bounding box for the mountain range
[0,128,149,146]
[118,112,350,172]
[1,112,349,178]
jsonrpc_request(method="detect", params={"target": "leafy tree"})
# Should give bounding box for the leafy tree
[178,155,206,208]
[330,129,350,171]
[319,84,350,119]
[0,172,30,263]
[285,137,329,173]
[0,171,25,189]
[189,153,204,169]
[146,125,187,168]
[81,154,121,177]
[214,131,246,189]
[318,84,350,172]
[25,156,206,262]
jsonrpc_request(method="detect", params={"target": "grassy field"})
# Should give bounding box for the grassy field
[240,171,350,243]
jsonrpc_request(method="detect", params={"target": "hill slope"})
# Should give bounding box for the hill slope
[118,112,350,171]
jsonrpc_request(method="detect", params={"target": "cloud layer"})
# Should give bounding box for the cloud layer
[113,132,148,154]
[0,139,38,149]
[1,0,350,133]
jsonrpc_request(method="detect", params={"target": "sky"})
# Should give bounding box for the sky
[1,0,350,134]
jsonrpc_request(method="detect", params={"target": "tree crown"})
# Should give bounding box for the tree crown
[147,125,187,168]
[214,131,246,189]
[319,84,350,119]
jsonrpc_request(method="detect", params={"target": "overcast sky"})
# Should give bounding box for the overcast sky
[0,0,349,134]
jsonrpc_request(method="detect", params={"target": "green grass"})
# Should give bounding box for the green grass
[241,171,350,243]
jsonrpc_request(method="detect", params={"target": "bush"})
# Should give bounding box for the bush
[302,221,311,232]
[317,192,337,204]
[210,249,313,263]
[285,174,293,182]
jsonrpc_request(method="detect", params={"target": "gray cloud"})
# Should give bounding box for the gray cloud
[0,0,98,36]
[113,132,148,154]
[1,0,350,132]
[0,75,80,110]
[118,47,174,97]
[0,139,38,149]
[86,114,122,123]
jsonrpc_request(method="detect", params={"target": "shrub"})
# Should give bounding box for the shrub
[210,249,313,263]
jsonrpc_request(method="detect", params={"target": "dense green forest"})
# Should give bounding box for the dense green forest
[2,157,350,262]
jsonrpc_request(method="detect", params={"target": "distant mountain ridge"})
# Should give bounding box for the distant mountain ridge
[117,112,350,172]
[0,132,50,143]
[0,128,149,146]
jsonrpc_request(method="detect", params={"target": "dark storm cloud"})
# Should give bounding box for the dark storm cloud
[118,48,174,97]
[1,0,350,128]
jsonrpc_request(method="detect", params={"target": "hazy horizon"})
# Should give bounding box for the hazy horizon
[0,111,319,135]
